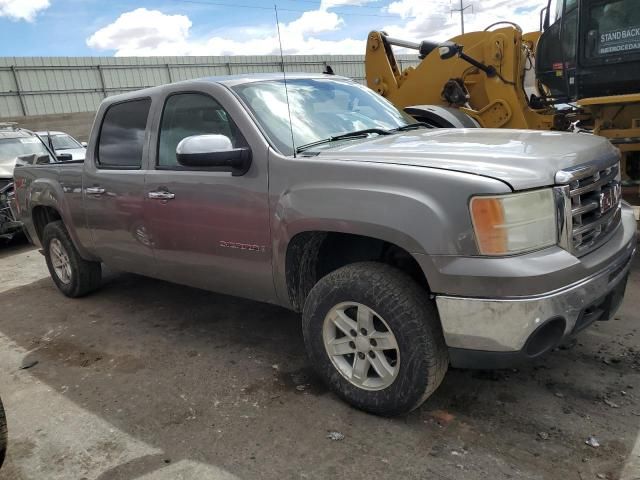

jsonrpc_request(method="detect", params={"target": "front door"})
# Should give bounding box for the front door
[144,90,273,302]
[84,97,156,276]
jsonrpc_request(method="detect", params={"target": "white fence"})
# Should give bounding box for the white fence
[0,55,419,118]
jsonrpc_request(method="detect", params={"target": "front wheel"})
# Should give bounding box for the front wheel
[302,262,448,416]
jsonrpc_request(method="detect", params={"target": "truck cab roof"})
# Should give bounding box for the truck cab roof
[101,73,347,105]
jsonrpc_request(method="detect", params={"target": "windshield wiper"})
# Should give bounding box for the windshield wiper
[391,122,433,132]
[295,128,391,154]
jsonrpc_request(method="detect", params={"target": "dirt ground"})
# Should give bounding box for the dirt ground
[0,239,639,480]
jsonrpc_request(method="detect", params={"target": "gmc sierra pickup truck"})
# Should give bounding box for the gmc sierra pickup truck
[14,73,636,415]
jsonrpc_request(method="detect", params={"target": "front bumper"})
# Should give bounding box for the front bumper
[435,206,637,369]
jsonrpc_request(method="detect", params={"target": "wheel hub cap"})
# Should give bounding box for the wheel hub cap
[49,238,72,285]
[322,302,400,391]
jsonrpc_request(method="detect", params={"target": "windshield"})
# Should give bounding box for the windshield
[232,78,414,155]
[42,134,83,150]
[0,136,53,163]
[586,0,640,58]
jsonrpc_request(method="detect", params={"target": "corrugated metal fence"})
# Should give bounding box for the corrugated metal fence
[0,55,419,118]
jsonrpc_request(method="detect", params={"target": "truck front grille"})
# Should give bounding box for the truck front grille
[556,159,622,256]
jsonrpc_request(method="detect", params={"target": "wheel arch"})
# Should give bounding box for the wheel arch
[283,229,431,312]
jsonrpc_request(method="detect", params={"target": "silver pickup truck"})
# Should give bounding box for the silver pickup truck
[14,73,637,415]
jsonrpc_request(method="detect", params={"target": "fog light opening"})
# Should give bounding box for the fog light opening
[525,317,566,357]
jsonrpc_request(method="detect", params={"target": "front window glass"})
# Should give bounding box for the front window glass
[233,78,414,155]
[158,93,243,168]
[586,0,640,58]
[0,137,53,163]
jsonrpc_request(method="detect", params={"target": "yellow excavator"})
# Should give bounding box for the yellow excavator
[365,0,640,187]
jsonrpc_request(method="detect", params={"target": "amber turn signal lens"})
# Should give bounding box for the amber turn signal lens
[470,197,507,255]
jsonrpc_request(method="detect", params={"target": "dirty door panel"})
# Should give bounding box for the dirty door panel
[84,98,156,275]
[144,91,273,301]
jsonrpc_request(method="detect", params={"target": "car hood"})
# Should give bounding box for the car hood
[314,128,619,190]
[0,157,16,179]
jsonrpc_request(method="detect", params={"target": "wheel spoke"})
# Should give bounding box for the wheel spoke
[49,239,72,285]
[369,352,395,381]
[351,355,369,383]
[356,306,374,333]
[331,310,357,336]
[370,332,398,351]
[326,337,353,356]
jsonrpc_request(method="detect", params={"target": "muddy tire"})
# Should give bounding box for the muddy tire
[0,396,6,468]
[42,221,101,297]
[302,262,448,416]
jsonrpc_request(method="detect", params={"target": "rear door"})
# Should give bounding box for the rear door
[143,85,274,302]
[84,97,156,275]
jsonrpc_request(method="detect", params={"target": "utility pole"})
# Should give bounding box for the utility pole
[451,0,473,35]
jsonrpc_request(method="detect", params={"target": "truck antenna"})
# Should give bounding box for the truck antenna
[275,5,297,157]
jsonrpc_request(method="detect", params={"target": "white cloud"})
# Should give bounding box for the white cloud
[86,1,547,57]
[86,8,192,55]
[0,0,49,22]
[87,4,369,56]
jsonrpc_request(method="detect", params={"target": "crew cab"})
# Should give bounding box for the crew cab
[13,74,636,415]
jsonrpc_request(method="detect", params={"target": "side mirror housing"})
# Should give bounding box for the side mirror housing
[176,135,252,176]
[81,141,88,148]
[438,41,461,60]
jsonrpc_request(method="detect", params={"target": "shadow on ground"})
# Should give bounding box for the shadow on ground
[1,256,639,479]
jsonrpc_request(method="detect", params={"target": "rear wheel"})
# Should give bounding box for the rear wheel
[42,221,101,297]
[302,262,448,416]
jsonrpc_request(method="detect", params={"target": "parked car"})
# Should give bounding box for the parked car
[0,123,58,240]
[36,131,86,160]
[13,74,636,415]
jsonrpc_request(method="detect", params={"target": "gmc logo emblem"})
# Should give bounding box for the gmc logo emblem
[600,184,621,215]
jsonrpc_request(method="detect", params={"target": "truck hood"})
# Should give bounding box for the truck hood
[315,129,619,190]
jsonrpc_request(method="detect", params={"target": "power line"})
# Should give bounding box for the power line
[169,0,418,19]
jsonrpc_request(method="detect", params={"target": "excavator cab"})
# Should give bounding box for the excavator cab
[537,0,640,102]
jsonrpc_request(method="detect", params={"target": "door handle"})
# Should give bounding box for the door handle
[148,190,176,200]
[86,187,105,195]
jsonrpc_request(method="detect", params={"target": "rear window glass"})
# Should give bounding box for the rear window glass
[97,98,151,168]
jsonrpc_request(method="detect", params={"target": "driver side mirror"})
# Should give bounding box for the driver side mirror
[438,41,461,60]
[81,142,88,148]
[176,134,252,176]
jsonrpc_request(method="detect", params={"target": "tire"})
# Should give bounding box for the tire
[0,396,6,468]
[302,262,448,416]
[42,221,102,297]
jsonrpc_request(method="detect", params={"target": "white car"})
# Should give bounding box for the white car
[37,131,86,160]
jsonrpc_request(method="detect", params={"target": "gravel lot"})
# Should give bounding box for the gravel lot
[0,239,639,480]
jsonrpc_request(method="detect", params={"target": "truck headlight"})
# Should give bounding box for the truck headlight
[470,189,557,255]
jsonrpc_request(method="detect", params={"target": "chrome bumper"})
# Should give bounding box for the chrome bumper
[436,237,635,353]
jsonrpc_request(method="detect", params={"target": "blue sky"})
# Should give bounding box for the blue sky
[0,0,547,57]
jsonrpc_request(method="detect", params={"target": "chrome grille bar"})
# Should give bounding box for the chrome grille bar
[555,156,622,256]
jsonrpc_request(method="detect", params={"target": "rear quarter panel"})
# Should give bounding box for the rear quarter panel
[14,162,95,259]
